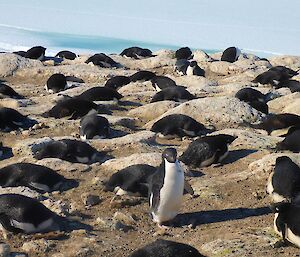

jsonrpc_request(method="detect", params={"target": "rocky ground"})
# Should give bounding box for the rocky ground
[0,50,300,257]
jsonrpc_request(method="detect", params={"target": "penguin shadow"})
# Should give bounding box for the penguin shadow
[118,100,142,107]
[0,146,13,161]
[109,128,129,138]
[175,206,271,228]
[220,149,257,165]
[43,56,63,64]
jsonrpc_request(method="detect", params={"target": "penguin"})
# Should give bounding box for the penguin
[13,51,26,57]
[253,66,297,86]
[271,202,300,248]
[186,61,205,77]
[248,100,269,114]
[76,87,123,102]
[221,47,241,63]
[235,88,266,103]
[0,107,35,131]
[150,114,213,138]
[276,130,300,152]
[179,134,237,168]
[151,76,177,91]
[120,47,154,59]
[45,74,67,93]
[175,59,190,75]
[266,156,300,203]
[283,125,300,137]
[150,87,195,103]
[247,113,300,135]
[0,142,3,159]
[0,194,60,234]
[148,148,184,227]
[55,50,77,60]
[0,83,24,99]
[175,47,193,60]
[42,98,111,119]
[104,76,131,90]
[128,239,205,257]
[0,163,78,193]
[65,76,84,84]
[25,46,46,60]
[277,80,300,92]
[34,139,100,164]
[80,113,110,140]
[104,164,157,197]
[85,53,119,68]
[129,71,156,82]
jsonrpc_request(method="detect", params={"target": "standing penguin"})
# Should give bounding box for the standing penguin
[149,148,184,227]
[272,202,300,248]
[267,156,300,203]
[186,61,205,77]
[0,194,60,233]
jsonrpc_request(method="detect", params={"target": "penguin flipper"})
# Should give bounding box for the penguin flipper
[0,214,22,233]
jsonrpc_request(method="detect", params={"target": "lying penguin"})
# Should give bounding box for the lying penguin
[175,47,193,60]
[80,112,110,140]
[0,163,78,193]
[179,134,237,168]
[55,50,77,60]
[104,76,131,90]
[42,98,111,119]
[150,87,195,103]
[76,87,123,102]
[267,156,300,203]
[120,47,154,59]
[34,139,101,164]
[149,148,184,227]
[272,202,300,248]
[151,76,177,91]
[151,114,214,138]
[0,194,61,234]
[0,83,24,99]
[104,164,157,197]
[45,73,68,93]
[0,107,36,131]
[246,113,300,135]
[85,53,119,68]
[128,239,205,257]
[221,47,241,63]
[276,130,300,152]
[129,71,156,82]
[25,46,46,60]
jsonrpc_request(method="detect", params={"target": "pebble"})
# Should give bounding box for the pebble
[81,193,101,207]
[0,243,10,257]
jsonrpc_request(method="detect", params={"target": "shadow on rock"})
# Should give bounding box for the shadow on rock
[176,206,271,228]
[221,149,257,165]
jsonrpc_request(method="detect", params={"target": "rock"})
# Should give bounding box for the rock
[145,97,264,130]
[169,75,218,89]
[22,239,50,253]
[113,212,136,226]
[128,101,180,121]
[118,81,154,96]
[0,99,20,109]
[110,196,143,208]
[248,153,300,178]
[0,243,10,257]
[268,92,300,112]
[81,193,101,207]
[101,152,161,171]
[36,158,91,173]
[193,50,214,62]
[0,53,43,77]
[91,131,156,150]
[42,199,70,216]
[209,61,241,75]
[0,186,41,199]
[211,129,282,150]
[269,55,300,70]
[283,96,300,116]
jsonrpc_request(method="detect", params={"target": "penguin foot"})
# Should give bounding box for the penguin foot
[272,240,287,248]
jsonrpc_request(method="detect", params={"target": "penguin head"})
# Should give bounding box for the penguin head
[189,61,197,67]
[162,148,177,163]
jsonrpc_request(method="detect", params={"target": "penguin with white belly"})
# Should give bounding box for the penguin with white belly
[148,148,184,227]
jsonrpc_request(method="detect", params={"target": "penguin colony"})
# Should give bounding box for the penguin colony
[0,44,300,256]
